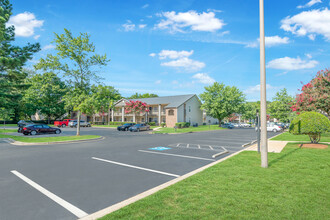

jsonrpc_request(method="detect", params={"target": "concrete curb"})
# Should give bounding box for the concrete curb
[79,144,255,220]
[6,136,105,146]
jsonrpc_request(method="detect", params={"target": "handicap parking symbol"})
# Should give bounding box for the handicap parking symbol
[149,146,171,151]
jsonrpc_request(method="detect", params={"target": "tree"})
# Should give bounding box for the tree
[0,107,14,129]
[128,93,158,99]
[35,29,110,135]
[268,88,294,122]
[0,0,40,121]
[125,100,150,123]
[200,82,245,126]
[89,85,121,124]
[291,69,330,117]
[241,102,258,122]
[289,112,330,143]
[23,72,68,124]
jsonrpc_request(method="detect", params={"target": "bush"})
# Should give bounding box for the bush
[175,122,190,128]
[109,122,126,125]
[161,122,166,127]
[289,112,330,143]
[147,122,156,126]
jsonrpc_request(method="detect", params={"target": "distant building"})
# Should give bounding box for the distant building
[112,94,203,127]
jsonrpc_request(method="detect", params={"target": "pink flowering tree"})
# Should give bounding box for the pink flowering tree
[125,100,150,122]
[291,69,330,117]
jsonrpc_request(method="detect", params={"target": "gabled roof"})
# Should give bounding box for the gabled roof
[114,94,197,108]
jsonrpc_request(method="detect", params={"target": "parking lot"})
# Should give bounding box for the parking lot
[0,127,279,220]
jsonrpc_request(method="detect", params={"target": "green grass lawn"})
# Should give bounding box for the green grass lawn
[100,143,329,219]
[0,133,101,143]
[271,132,330,142]
[153,125,225,133]
[0,124,17,127]
[0,129,17,133]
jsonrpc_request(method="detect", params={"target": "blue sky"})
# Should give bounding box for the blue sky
[8,0,330,101]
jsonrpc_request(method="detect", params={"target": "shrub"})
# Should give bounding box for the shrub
[147,122,156,126]
[175,122,182,128]
[161,122,166,127]
[289,112,330,143]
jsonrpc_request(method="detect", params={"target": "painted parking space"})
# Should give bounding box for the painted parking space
[0,128,282,220]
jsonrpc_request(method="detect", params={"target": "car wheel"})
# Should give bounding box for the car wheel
[62,124,66,128]
[125,127,128,131]
[30,131,37,135]
[273,129,277,133]
[88,124,91,127]
[23,133,28,136]
[137,128,140,132]
[55,130,61,134]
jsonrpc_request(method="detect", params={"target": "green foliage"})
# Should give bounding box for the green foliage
[0,0,40,121]
[200,82,245,125]
[161,122,166,127]
[268,88,294,122]
[147,122,156,126]
[289,112,330,143]
[128,93,158,99]
[175,122,190,128]
[241,102,257,121]
[22,72,67,123]
[35,29,110,135]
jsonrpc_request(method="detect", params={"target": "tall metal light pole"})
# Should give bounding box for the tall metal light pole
[259,0,268,168]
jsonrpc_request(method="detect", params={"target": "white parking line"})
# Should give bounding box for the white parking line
[92,157,180,178]
[209,145,214,150]
[138,150,215,161]
[11,170,88,218]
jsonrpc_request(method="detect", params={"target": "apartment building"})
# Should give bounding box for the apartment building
[111,94,203,127]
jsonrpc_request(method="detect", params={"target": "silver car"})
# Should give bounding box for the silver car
[68,120,91,127]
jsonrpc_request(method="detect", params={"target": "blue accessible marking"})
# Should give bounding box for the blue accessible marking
[149,147,171,151]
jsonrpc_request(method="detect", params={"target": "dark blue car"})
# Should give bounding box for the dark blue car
[221,123,234,129]
[117,123,136,131]
[129,124,150,132]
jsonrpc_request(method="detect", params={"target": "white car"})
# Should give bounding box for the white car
[241,123,251,127]
[255,123,282,132]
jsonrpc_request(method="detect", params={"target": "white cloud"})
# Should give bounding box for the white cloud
[139,24,147,29]
[7,12,44,38]
[245,84,280,94]
[142,4,149,9]
[33,34,40,40]
[265,36,290,47]
[266,56,318,70]
[297,0,322,9]
[122,20,135,31]
[156,10,225,33]
[281,8,330,41]
[246,36,290,48]
[192,73,215,84]
[158,50,193,60]
[155,80,161,84]
[161,57,205,72]
[42,44,55,50]
[149,53,156,57]
[305,53,313,58]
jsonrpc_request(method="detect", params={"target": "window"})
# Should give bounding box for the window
[142,118,145,122]
[149,107,152,111]
[153,107,158,111]
[189,106,191,112]
[168,110,174,115]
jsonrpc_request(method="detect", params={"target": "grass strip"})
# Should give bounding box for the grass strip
[271,132,330,142]
[100,143,329,220]
[0,134,100,143]
[0,129,17,133]
[153,125,226,133]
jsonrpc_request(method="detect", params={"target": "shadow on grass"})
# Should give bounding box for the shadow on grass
[269,146,301,167]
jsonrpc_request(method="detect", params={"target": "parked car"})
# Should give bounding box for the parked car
[241,123,251,128]
[255,122,282,132]
[221,123,234,129]
[17,120,35,133]
[232,123,240,128]
[129,124,150,132]
[54,119,73,127]
[117,123,136,131]
[68,120,91,128]
[22,124,61,135]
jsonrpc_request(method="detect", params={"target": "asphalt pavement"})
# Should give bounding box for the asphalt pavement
[0,127,279,220]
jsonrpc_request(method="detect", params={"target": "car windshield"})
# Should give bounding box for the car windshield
[124,124,131,126]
